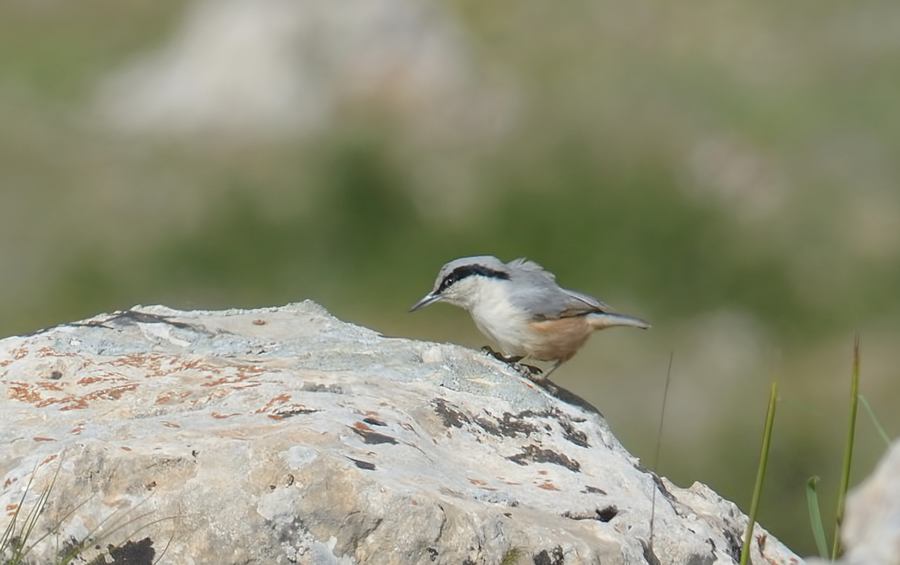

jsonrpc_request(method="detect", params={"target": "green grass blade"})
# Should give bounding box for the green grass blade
[858,394,891,447]
[3,469,41,564]
[806,476,829,559]
[18,461,64,562]
[649,353,674,559]
[0,487,26,558]
[740,381,778,565]
[832,335,861,560]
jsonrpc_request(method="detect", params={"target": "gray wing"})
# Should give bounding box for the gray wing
[506,258,611,320]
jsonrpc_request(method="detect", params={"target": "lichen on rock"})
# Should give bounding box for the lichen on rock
[0,301,800,564]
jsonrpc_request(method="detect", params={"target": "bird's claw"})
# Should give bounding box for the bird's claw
[481,346,521,364]
[481,346,545,378]
[514,364,558,396]
[513,362,543,379]
[480,346,558,393]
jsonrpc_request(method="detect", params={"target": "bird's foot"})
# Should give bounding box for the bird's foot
[516,360,562,395]
[532,361,563,395]
[481,346,547,382]
[513,362,544,379]
[481,346,522,364]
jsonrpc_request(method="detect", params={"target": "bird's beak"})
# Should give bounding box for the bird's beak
[409,292,442,312]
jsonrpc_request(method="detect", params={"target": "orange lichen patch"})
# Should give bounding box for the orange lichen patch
[203,376,228,387]
[36,381,63,391]
[255,394,291,414]
[155,390,191,404]
[155,393,175,404]
[211,412,241,419]
[106,354,164,369]
[180,358,204,370]
[101,354,222,380]
[58,398,88,410]
[13,348,29,360]
[33,437,56,442]
[121,446,132,451]
[37,347,68,358]
[537,482,559,491]
[201,365,264,387]
[77,374,128,386]
[8,383,41,403]
[36,397,63,408]
[204,376,240,387]
[45,383,141,411]
[352,422,373,432]
[69,425,84,435]
[6,504,18,512]
[162,421,181,428]
[93,383,138,401]
[252,319,266,325]
[4,477,17,488]
[41,454,58,465]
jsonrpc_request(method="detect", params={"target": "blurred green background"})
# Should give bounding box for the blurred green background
[2,0,899,556]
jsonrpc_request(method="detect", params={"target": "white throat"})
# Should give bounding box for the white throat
[465,279,532,357]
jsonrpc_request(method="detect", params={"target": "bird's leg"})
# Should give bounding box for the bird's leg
[515,362,544,378]
[481,346,521,364]
[481,346,544,379]
[541,360,564,379]
[520,361,562,396]
[481,346,560,396]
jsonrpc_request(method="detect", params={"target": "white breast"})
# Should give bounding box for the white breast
[467,280,535,358]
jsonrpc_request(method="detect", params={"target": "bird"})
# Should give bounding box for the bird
[410,255,650,380]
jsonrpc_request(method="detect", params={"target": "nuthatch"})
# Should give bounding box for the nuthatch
[410,256,650,379]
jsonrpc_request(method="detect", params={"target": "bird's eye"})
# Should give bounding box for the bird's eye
[438,274,458,293]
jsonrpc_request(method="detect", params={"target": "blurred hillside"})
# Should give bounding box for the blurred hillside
[1,0,899,556]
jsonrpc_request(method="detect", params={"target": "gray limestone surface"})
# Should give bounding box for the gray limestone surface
[841,438,900,564]
[0,302,801,565]
[806,439,900,565]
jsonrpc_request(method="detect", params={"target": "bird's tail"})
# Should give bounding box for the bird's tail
[587,312,651,330]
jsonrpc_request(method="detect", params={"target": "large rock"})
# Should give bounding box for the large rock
[841,439,900,564]
[806,439,900,565]
[0,302,799,564]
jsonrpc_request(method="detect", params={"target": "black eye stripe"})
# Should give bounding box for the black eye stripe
[438,265,510,293]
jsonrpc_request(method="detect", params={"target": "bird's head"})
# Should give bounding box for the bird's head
[410,256,511,312]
